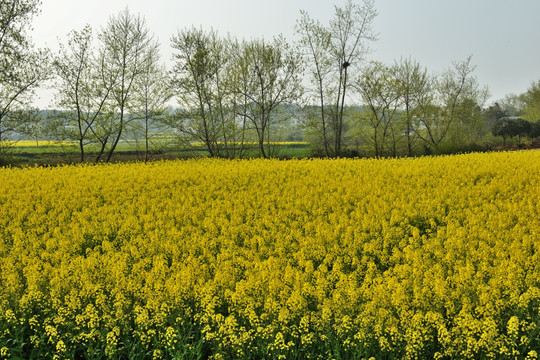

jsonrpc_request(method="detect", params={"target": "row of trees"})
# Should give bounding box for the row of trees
[492,117,540,145]
[52,12,167,163]
[2,2,308,162]
[1,0,540,164]
[167,30,303,159]
[337,56,489,157]
[52,12,300,162]
[0,0,49,158]
[484,81,540,146]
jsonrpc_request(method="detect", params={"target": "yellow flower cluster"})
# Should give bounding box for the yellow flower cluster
[0,151,539,359]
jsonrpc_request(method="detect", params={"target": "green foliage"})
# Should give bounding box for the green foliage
[529,121,540,140]
[492,117,532,145]
[483,102,506,124]
[515,118,532,141]
[0,0,48,163]
[492,118,516,144]
[0,0,41,63]
[521,80,540,122]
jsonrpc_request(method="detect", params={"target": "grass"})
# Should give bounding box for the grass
[2,140,313,166]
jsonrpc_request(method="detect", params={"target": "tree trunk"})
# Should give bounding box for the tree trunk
[337,65,349,156]
[79,138,85,163]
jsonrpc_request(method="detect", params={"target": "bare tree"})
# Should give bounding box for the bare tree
[416,56,489,151]
[132,44,171,162]
[394,57,430,156]
[297,0,377,157]
[0,52,47,140]
[52,25,115,162]
[99,7,158,162]
[296,10,333,156]
[230,36,304,158]
[355,61,401,157]
[170,28,241,157]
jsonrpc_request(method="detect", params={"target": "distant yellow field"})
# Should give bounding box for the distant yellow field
[0,152,538,359]
[8,140,75,147]
[9,140,307,147]
[190,141,309,146]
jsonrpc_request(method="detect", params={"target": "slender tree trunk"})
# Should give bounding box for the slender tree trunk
[405,98,412,156]
[258,136,267,158]
[256,113,267,158]
[407,120,412,156]
[318,78,329,157]
[374,127,379,157]
[259,125,267,158]
[239,95,248,158]
[337,65,349,156]
[145,105,149,163]
[79,138,85,163]
[107,103,125,163]
[218,103,229,158]
[95,136,109,163]
[215,74,230,157]
[106,121,123,162]
[334,68,343,157]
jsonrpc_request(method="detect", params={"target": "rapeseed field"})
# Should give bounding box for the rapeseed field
[0,151,538,359]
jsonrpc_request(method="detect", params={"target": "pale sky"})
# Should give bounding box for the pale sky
[30,0,540,109]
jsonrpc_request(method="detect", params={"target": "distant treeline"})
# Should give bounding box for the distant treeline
[1,0,540,165]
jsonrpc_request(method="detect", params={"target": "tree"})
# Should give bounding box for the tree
[394,57,430,156]
[528,121,540,141]
[514,118,531,144]
[492,117,527,145]
[450,97,485,145]
[330,0,377,157]
[132,39,171,162]
[297,0,377,157]
[0,54,47,141]
[483,102,505,123]
[52,25,115,162]
[170,28,241,157]
[0,0,41,72]
[230,36,304,158]
[492,118,512,145]
[482,102,506,137]
[498,93,523,117]
[0,0,48,157]
[98,8,158,162]
[296,10,333,156]
[355,61,402,157]
[521,80,540,123]
[415,56,489,151]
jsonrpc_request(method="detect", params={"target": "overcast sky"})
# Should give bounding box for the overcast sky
[30,0,540,109]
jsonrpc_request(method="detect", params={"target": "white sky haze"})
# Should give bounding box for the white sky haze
[30,0,540,108]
